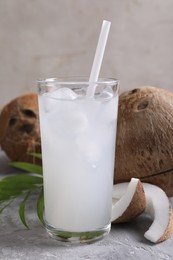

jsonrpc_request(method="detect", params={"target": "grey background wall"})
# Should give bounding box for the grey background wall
[0,0,173,106]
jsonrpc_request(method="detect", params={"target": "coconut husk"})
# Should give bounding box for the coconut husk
[114,86,173,197]
[0,93,41,164]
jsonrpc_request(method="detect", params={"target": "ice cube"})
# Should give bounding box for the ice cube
[56,111,88,135]
[101,95,118,123]
[40,88,78,113]
[76,135,101,162]
[50,87,78,100]
[97,86,114,100]
[67,112,88,134]
[45,107,88,137]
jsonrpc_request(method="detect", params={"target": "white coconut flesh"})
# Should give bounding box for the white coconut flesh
[111,178,139,221]
[143,183,172,243]
[112,179,173,243]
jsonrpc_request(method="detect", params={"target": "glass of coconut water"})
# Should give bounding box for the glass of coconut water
[38,77,119,243]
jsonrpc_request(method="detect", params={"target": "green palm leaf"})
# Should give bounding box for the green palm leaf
[0,174,43,203]
[10,162,42,175]
[37,188,45,225]
[0,200,13,214]
[29,153,42,160]
[19,191,31,229]
[0,153,44,228]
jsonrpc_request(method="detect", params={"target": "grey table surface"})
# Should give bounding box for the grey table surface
[0,150,173,260]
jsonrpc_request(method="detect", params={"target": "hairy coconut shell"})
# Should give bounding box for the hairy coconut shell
[114,86,173,197]
[0,93,41,164]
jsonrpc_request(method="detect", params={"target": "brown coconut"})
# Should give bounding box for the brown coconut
[114,86,173,197]
[0,93,41,164]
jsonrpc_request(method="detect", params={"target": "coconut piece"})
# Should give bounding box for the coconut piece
[111,178,146,223]
[112,180,173,243]
[114,86,173,197]
[143,183,173,243]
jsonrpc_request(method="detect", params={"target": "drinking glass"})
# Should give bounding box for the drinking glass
[38,77,119,243]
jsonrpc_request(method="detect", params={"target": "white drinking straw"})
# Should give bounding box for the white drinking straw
[86,20,111,98]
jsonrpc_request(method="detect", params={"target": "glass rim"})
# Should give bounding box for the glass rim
[37,77,119,85]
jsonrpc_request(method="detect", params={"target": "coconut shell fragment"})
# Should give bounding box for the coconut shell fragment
[112,180,173,243]
[143,183,173,243]
[156,208,173,243]
[114,86,173,197]
[112,178,146,223]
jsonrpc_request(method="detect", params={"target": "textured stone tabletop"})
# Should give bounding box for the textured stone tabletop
[0,151,173,260]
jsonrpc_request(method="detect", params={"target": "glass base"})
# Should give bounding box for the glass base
[46,222,111,244]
